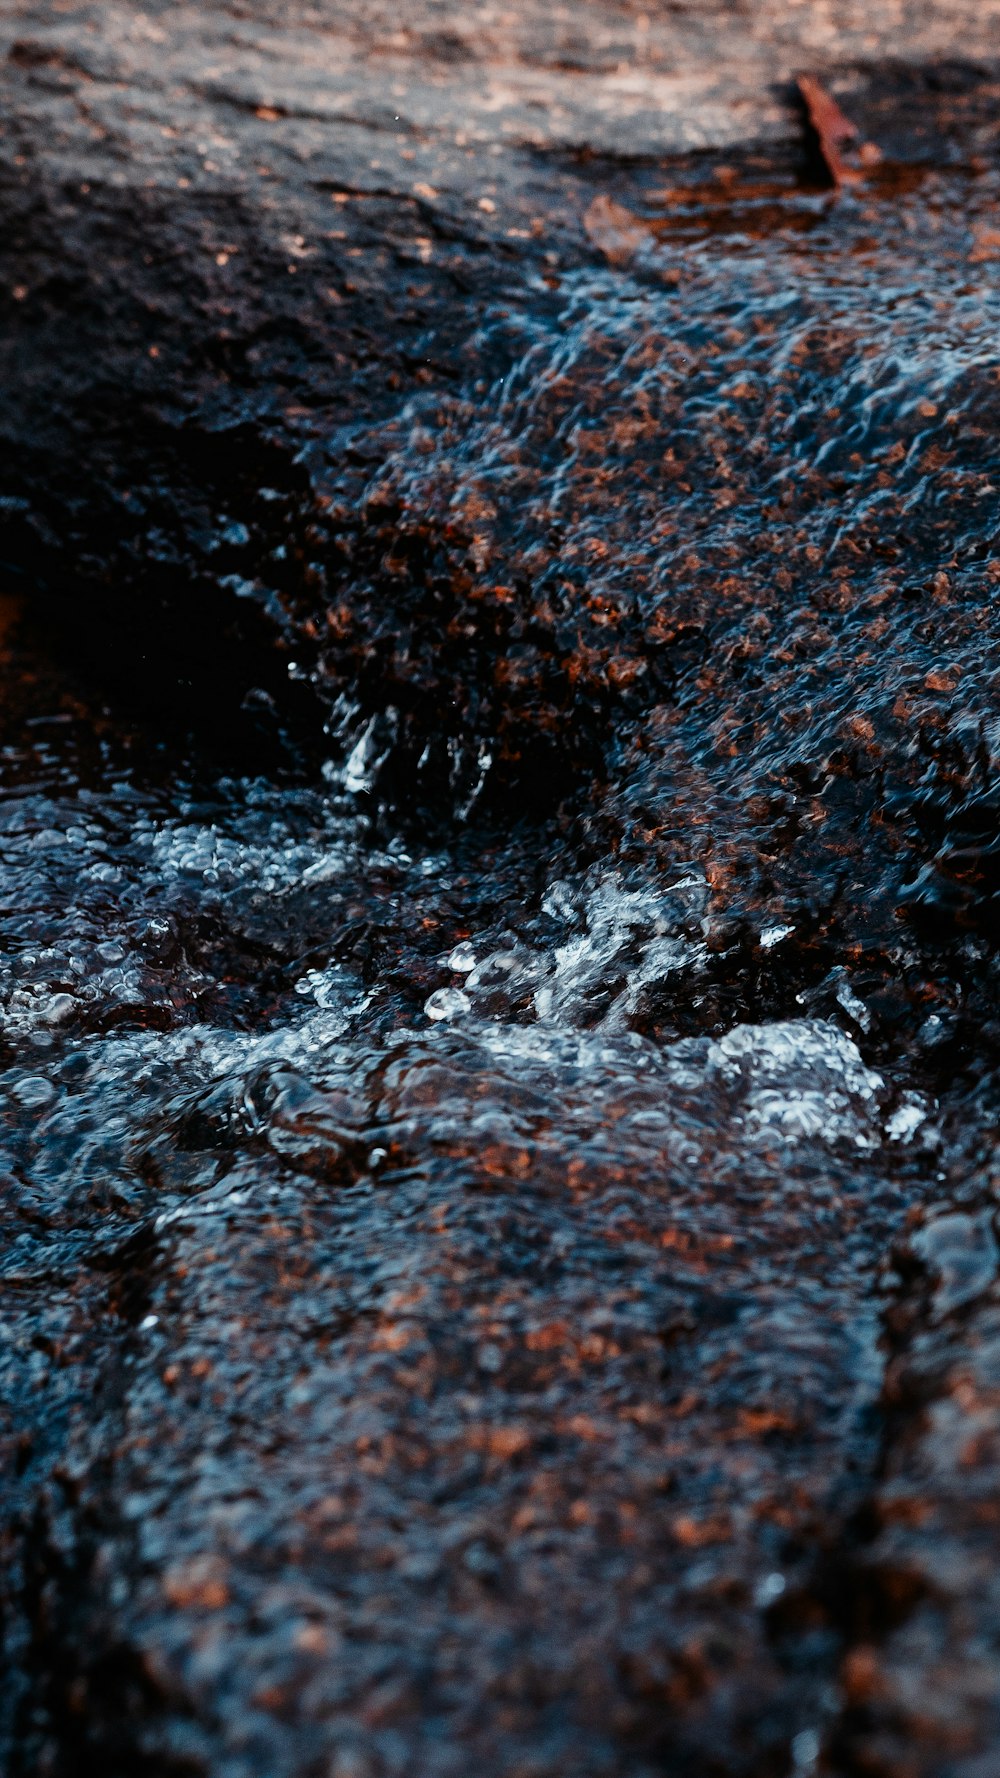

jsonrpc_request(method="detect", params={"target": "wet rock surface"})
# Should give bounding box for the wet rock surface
[4,4,1000,1775]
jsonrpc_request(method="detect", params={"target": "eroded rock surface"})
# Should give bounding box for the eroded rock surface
[4,5,1000,1776]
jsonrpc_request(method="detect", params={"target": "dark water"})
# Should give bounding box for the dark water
[3,163,1000,1775]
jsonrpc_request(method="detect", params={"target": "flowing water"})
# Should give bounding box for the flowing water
[4,155,1000,1775]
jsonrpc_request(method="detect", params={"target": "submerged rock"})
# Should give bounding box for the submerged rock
[4,4,1000,1776]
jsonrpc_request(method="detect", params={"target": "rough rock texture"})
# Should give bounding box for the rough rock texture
[5,5,1000,1777]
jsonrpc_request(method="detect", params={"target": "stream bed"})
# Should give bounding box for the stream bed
[3,121,1000,1778]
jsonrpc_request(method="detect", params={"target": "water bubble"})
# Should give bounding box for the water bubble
[466,951,525,989]
[791,1728,821,1774]
[912,1211,999,1315]
[13,1075,56,1108]
[754,1572,786,1608]
[42,993,75,1025]
[424,987,471,1022]
[709,1021,886,1149]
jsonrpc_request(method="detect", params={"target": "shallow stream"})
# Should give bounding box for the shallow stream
[4,150,1000,1776]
